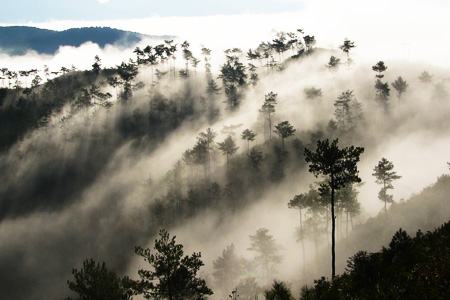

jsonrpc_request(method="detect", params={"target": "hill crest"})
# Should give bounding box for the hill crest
[0,26,172,55]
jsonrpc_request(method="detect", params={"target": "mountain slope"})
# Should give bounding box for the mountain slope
[0,26,171,55]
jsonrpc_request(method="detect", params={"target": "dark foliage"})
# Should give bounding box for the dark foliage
[64,259,136,300]
[135,229,213,300]
[301,220,450,300]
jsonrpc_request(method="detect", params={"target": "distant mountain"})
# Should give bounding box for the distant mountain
[0,26,172,55]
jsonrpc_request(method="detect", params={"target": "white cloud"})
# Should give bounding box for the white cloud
[97,0,110,3]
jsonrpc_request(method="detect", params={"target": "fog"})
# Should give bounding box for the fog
[1,7,450,299]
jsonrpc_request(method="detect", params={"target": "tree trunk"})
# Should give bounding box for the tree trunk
[331,180,336,279]
[350,212,354,229]
[326,207,330,247]
[384,180,387,215]
[300,209,306,273]
[346,209,349,239]
[167,269,173,300]
[269,113,272,140]
[313,222,319,262]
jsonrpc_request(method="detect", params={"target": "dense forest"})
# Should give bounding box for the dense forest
[0,27,449,300]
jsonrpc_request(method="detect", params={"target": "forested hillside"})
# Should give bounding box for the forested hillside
[302,218,450,299]
[0,26,168,55]
[305,174,450,286]
[0,28,449,299]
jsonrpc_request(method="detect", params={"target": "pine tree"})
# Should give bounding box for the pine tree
[372,158,401,214]
[248,228,282,281]
[135,230,213,300]
[273,121,296,152]
[304,139,364,278]
[391,76,409,100]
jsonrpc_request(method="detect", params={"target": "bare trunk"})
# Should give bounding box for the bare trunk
[300,209,306,273]
[269,113,272,140]
[331,178,336,279]
[350,212,354,229]
[326,208,330,247]
[346,209,349,239]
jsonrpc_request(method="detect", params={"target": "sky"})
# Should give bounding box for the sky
[1,0,449,68]
[1,0,303,22]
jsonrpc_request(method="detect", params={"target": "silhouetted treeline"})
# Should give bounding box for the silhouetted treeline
[301,218,450,300]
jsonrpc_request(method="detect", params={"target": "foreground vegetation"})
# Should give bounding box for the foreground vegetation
[64,218,450,300]
[301,220,450,300]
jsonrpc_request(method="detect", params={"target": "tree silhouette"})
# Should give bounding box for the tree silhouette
[259,92,277,141]
[248,147,264,170]
[372,158,401,214]
[217,136,239,172]
[212,244,244,297]
[304,86,322,114]
[65,259,135,300]
[257,42,273,72]
[303,35,316,53]
[181,41,192,75]
[339,38,356,63]
[248,63,259,86]
[219,55,247,110]
[116,60,141,101]
[135,229,212,300]
[286,31,301,56]
[134,47,145,65]
[304,139,364,278]
[264,280,294,300]
[334,90,359,133]
[326,56,340,71]
[30,74,42,99]
[165,40,177,80]
[271,32,289,62]
[336,183,361,237]
[372,61,387,78]
[373,61,390,110]
[391,76,409,100]
[236,277,261,300]
[92,55,102,75]
[198,128,217,179]
[248,228,282,281]
[241,129,256,153]
[273,121,296,152]
[418,71,433,84]
[288,193,310,271]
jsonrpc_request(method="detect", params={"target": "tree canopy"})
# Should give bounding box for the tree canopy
[135,229,213,300]
[65,259,135,300]
[304,139,364,278]
[372,157,401,213]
